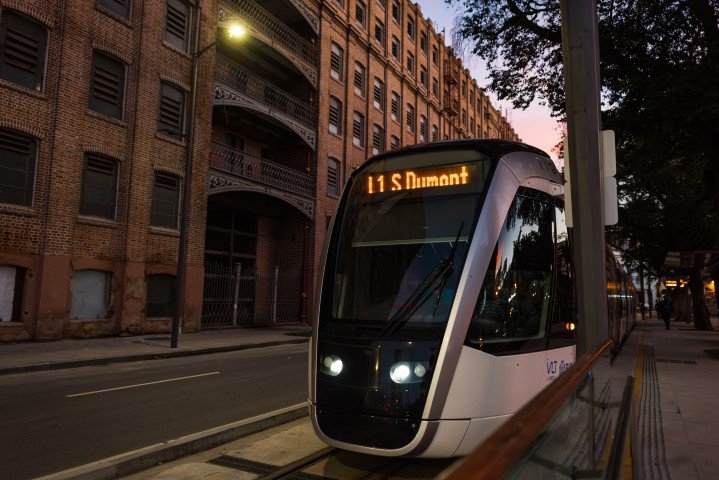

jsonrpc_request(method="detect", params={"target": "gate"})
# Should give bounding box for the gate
[201,262,303,328]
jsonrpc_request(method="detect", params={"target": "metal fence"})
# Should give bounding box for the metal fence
[201,262,305,328]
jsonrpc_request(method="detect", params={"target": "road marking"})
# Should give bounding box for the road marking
[66,371,221,398]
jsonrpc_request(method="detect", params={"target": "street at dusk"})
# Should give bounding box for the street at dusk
[1,0,718,478]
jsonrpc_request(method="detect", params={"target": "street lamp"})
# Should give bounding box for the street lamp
[170,3,244,348]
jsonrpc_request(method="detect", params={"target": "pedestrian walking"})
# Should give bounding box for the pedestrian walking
[656,297,674,330]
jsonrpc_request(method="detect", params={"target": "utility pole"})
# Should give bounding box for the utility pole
[560,0,609,354]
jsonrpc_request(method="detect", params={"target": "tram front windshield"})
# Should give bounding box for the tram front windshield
[325,151,492,335]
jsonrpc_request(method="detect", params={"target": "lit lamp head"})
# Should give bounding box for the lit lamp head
[228,24,246,39]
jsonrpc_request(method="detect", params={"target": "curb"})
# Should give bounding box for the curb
[36,403,309,480]
[0,338,310,376]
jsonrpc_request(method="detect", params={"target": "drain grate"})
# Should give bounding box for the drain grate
[208,455,335,480]
[655,358,697,364]
[209,455,276,475]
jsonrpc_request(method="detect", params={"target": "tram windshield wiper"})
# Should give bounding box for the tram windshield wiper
[379,222,464,338]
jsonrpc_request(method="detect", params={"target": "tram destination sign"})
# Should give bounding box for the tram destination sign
[366,164,472,195]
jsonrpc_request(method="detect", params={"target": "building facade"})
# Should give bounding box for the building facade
[0,0,518,341]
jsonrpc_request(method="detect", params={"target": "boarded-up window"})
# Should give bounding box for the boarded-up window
[0,265,24,322]
[80,154,118,219]
[0,10,48,91]
[89,51,125,119]
[70,270,110,320]
[151,172,179,228]
[0,128,36,206]
[146,274,176,317]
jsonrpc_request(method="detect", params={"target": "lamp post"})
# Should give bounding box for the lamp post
[170,3,244,348]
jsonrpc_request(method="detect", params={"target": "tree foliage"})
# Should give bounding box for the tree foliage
[451,0,719,328]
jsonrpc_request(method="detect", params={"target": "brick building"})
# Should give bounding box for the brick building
[0,0,518,341]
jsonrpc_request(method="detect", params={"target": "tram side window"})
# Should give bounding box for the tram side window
[465,195,555,355]
[548,206,576,349]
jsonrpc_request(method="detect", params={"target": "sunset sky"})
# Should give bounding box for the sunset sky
[416,1,562,161]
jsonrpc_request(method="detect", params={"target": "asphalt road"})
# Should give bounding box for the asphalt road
[0,343,309,480]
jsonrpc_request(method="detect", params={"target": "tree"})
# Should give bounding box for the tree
[451,0,719,329]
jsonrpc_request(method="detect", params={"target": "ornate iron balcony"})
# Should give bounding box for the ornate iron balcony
[210,142,315,199]
[215,55,317,130]
[220,0,318,68]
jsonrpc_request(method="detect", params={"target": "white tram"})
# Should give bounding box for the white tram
[309,140,578,457]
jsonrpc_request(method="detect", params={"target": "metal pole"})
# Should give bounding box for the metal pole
[560,0,609,354]
[171,0,203,348]
[639,265,646,320]
[272,266,279,323]
[232,262,242,326]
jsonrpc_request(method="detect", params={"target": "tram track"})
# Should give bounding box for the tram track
[202,418,455,480]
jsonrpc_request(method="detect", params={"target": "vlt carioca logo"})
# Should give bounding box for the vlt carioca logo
[546,359,573,381]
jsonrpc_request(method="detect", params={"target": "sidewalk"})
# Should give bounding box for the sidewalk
[0,325,311,375]
[649,315,719,480]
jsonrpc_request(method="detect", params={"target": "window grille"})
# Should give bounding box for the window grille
[355,0,366,26]
[327,157,339,195]
[329,96,342,135]
[391,92,400,122]
[372,124,384,155]
[330,43,343,81]
[98,0,130,19]
[81,154,118,219]
[373,78,384,111]
[352,112,364,147]
[158,82,185,139]
[374,19,385,45]
[354,62,365,97]
[406,104,414,132]
[0,128,36,207]
[164,0,189,51]
[151,172,179,229]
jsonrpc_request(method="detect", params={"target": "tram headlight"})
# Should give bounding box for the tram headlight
[320,355,343,376]
[390,362,429,384]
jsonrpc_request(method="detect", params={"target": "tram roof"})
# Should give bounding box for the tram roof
[369,139,550,163]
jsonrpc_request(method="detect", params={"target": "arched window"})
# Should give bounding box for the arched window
[0,10,48,91]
